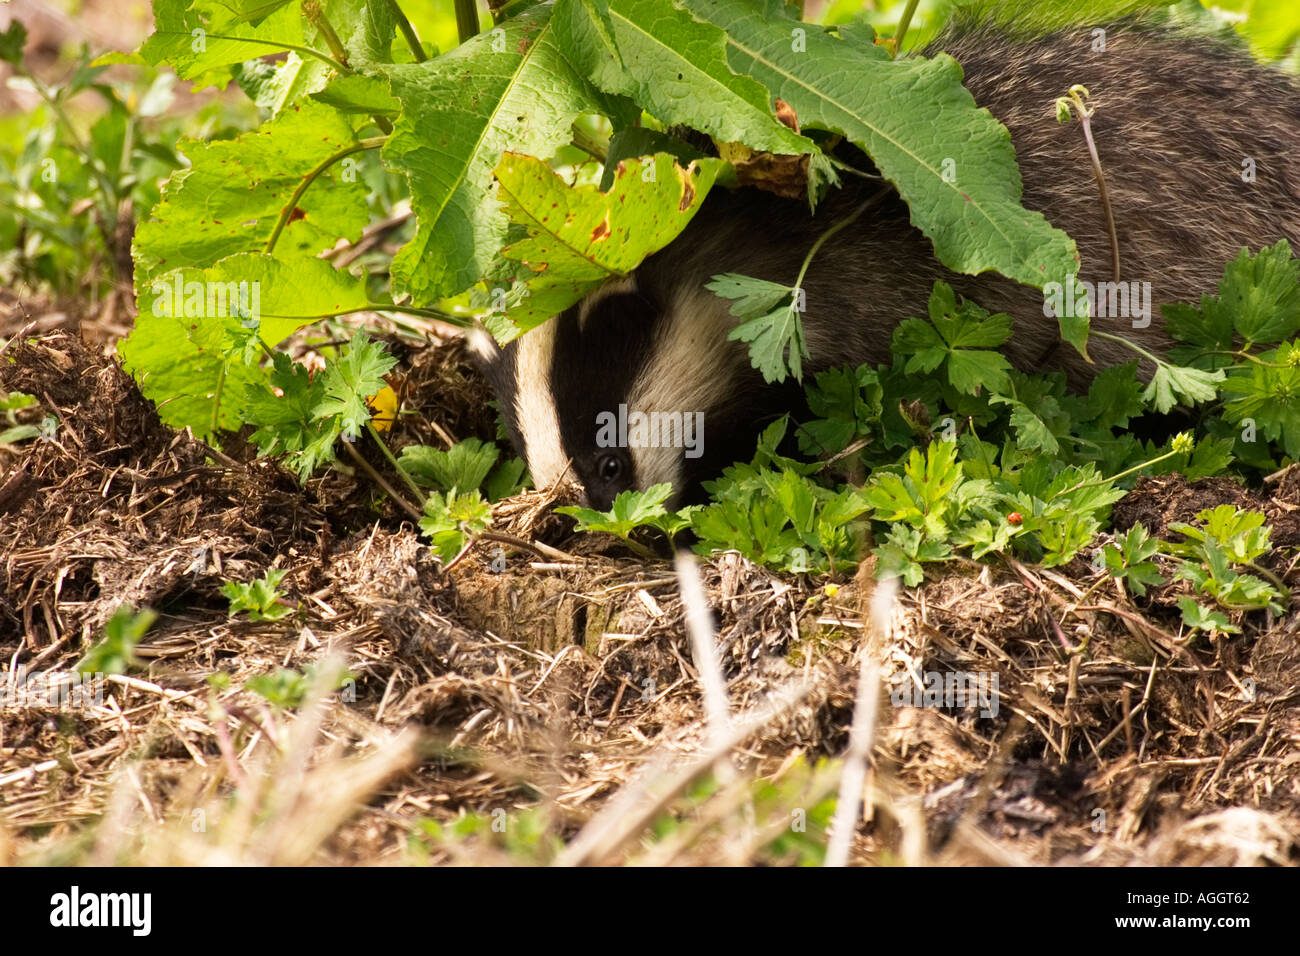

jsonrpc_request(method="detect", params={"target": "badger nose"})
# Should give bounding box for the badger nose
[546,475,589,509]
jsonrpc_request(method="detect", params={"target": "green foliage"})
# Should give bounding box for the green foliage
[1162,241,1300,453]
[1,32,187,295]
[408,807,565,865]
[864,438,994,583]
[100,0,1093,428]
[1163,506,1285,616]
[891,281,1014,396]
[1100,524,1163,597]
[558,483,698,551]
[707,273,808,383]
[222,568,295,621]
[0,391,40,445]
[400,437,499,495]
[692,454,871,575]
[78,606,157,675]
[676,0,1080,295]
[419,489,494,564]
[796,365,883,460]
[245,664,353,709]
[496,151,724,334]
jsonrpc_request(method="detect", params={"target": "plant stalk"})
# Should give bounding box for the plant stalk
[387,0,428,61]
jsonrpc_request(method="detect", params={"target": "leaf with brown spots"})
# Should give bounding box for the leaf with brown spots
[491,151,723,334]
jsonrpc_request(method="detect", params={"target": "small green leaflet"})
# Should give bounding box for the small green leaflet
[1100,523,1164,597]
[707,273,807,382]
[797,365,883,458]
[1142,362,1224,414]
[1222,341,1300,458]
[399,438,500,494]
[222,568,295,621]
[243,352,337,480]
[78,606,156,675]
[419,489,494,564]
[891,280,1014,395]
[243,334,398,480]
[494,152,723,333]
[1177,596,1240,636]
[315,331,398,440]
[557,482,675,539]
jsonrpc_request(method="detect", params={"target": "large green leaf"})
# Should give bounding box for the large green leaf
[493,151,723,334]
[102,0,394,104]
[381,3,615,305]
[101,0,315,90]
[121,253,370,434]
[555,0,815,155]
[132,99,369,285]
[677,0,1080,296]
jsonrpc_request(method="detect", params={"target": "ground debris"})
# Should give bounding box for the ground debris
[0,332,1296,866]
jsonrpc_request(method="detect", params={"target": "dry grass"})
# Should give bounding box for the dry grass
[1,329,1297,866]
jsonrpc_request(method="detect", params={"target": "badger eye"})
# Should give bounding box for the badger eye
[597,453,623,483]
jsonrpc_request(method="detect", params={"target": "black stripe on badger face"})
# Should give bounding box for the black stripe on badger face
[549,286,664,510]
[477,277,801,511]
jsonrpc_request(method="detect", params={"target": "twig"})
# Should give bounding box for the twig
[477,529,582,564]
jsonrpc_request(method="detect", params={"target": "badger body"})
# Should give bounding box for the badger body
[475,20,1300,510]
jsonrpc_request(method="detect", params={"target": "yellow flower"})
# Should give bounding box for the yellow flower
[368,385,399,432]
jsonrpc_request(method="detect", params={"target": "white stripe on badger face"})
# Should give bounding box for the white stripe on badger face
[511,318,572,498]
[624,285,743,499]
[464,325,501,364]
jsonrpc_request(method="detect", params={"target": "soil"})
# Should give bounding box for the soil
[1,312,1297,866]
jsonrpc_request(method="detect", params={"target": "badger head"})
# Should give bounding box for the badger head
[470,276,789,511]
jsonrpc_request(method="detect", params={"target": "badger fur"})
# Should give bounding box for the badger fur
[473,18,1300,510]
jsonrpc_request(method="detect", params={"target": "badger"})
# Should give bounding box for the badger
[472,17,1300,510]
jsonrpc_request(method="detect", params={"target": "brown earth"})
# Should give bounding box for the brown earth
[1,320,1297,866]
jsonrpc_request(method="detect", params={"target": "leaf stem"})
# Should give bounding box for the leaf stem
[263,136,387,255]
[1060,86,1120,283]
[794,186,889,293]
[365,419,427,505]
[303,0,350,68]
[199,32,351,74]
[210,363,228,436]
[454,0,481,44]
[570,121,609,162]
[343,439,424,521]
[1200,348,1288,369]
[258,303,469,326]
[893,0,921,54]
[1090,330,1163,365]
[386,0,428,61]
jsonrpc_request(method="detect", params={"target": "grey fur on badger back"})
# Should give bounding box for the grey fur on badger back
[473,14,1300,511]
